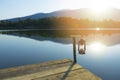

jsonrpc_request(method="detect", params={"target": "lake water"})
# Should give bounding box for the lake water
[0,30,120,80]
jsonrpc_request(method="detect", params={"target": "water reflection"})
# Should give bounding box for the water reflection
[0,30,120,80]
[1,30,120,46]
[90,41,106,52]
[96,27,100,31]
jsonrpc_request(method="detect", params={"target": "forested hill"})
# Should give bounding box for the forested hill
[0,17,120,29]
[3,8,120,21]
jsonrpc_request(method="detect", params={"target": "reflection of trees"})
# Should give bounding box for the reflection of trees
[1,30,120,46]
[0,17,120,29]
[2,30,120,37]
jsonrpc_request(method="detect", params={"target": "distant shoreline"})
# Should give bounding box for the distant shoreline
[0,28,120,31]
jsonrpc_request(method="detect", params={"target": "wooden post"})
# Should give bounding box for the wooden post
[73,37,76,63]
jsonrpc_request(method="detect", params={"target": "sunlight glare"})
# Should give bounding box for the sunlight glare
[88,0,109,14]
[96,28,100,31]
[89,41,106,58]
[90,42,105,52]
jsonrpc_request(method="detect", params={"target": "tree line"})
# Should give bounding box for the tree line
[0,17,120,29]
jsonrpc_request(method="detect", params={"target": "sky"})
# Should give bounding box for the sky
[0,0,120,20]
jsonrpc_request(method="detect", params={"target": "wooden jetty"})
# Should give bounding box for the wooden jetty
[0,59,101,80]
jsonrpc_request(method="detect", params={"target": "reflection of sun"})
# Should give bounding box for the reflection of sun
[96,28,100,31]
[90,42,105,52]
[89,41,106,57]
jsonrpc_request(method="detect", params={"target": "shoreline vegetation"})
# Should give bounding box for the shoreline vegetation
[1,30,120,39]
[0,17,120,29]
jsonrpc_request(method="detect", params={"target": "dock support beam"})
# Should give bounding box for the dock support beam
[73,37,76,63]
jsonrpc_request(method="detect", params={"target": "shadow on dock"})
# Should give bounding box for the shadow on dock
[0,59,101,80]
[61,62,75,80]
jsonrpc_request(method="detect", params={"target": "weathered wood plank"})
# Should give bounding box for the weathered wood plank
[0,59,102,80]
[0,59,72,79]
[4,64,81,80]
[34,68,101,80]
[0,59,71,73]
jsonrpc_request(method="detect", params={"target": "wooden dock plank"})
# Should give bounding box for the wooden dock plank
[0,59,102,80]
[0,59,71,74]
[34,68,100,80]
[0,59,72,79]
[4,64,81,80]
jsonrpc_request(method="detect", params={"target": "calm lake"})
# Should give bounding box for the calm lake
[0,30,120,80]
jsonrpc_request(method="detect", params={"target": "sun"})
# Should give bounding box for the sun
[90,7,107,14]
[88,0,109,14]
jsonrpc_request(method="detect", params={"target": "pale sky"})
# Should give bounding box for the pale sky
[0,0,120,20]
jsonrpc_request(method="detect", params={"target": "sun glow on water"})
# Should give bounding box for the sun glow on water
[90,42,106,54]
[96,28,100,31]
[88,41,108,58]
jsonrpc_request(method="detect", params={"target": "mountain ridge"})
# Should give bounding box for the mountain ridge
[2,8,120,21]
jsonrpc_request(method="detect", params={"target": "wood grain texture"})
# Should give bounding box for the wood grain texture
[0,59,101,80]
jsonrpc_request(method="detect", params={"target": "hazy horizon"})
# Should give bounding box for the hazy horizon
[1,8,120,21]
[1,0,120,20]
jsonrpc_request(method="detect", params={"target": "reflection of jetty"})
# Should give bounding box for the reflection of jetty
[0,59,101,80]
